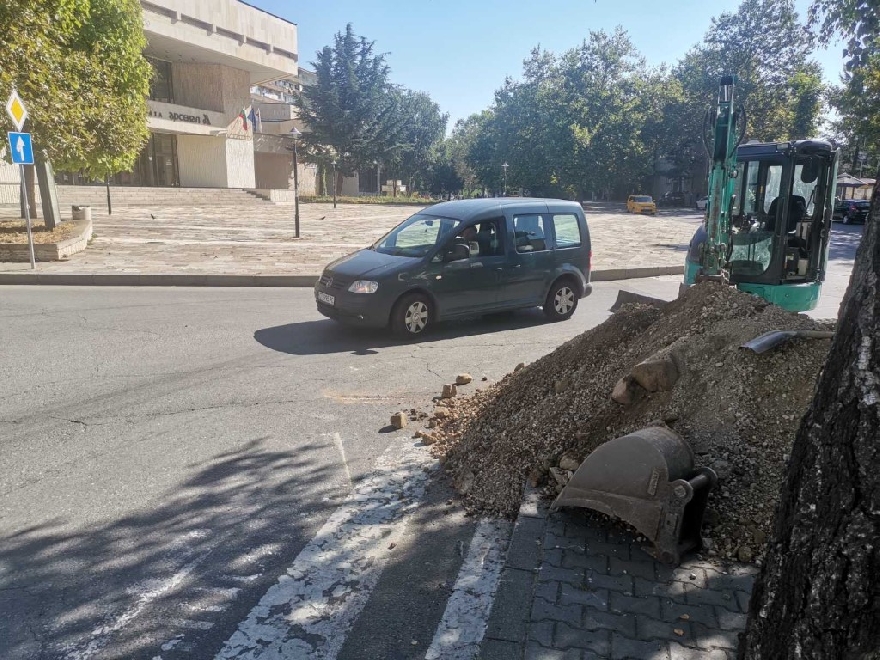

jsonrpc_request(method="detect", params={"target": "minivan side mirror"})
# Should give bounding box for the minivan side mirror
[444,243,470,262]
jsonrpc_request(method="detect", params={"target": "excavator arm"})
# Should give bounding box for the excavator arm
[699,75,745,280]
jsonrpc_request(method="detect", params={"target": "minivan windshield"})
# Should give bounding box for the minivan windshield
[373,213,462,257]
[633,196,652,202]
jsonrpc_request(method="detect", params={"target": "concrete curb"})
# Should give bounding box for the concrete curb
[0,266,684,287]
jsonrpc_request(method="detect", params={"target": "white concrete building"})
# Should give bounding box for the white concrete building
[57,0,299,189]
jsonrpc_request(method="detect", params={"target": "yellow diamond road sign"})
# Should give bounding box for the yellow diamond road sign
[6,90,27,131]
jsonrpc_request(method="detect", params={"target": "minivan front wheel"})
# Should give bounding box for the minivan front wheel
[544,279,579,322]
[391,293,432,338]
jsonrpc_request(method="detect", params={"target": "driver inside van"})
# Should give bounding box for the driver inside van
[455,226,480,257]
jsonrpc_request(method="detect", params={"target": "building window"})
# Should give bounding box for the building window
[148,57,173,103]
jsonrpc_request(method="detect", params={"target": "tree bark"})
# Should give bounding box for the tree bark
[740,171,880,657]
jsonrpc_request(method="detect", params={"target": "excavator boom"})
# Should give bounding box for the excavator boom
[701,75,743,279]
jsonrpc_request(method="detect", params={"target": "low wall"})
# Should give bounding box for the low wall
[0,219,92,262]
[254,189,297,203]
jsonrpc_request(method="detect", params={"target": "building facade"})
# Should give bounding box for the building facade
[57,0,299,189]
[250,69,360,198]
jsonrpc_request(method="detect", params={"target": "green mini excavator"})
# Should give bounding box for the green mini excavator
[682,75,840,312]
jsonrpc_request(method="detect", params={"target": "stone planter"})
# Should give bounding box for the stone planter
[0,219,92,262]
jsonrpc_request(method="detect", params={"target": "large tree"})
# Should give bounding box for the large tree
[384,89,447,194]
[0,0,151,178]
[740,2,880,657]
[294,24,398,193]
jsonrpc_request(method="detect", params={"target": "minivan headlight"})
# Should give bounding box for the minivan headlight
[348,280,379,294]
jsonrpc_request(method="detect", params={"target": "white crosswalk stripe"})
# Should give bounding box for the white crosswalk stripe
[215,439,435,659]
[425,518,513,660]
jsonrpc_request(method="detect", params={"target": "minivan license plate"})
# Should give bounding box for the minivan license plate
[317,292,335,306]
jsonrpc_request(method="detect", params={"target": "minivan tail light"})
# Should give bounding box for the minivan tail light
[589,250,593,271]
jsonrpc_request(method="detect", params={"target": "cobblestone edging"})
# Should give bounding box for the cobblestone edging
[478,490,757,660]
[0,219,91,262]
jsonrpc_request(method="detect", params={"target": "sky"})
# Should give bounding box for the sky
[257,0,847,131]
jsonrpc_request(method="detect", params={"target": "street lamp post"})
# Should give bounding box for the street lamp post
[289,127,301,238]
[331,159,338,209]
[502,162,509,196]
[374,159,381,196]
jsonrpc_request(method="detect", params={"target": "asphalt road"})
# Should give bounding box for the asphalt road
[0,279,677,660]
[0,228,859,660]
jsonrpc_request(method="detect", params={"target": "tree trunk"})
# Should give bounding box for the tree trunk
[740,171,880,657]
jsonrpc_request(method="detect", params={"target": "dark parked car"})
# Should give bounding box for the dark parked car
[659,191,687,207]
[314,198,593,337]
[832,199,871,224]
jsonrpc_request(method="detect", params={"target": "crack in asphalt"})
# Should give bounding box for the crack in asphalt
[134,398,304,419]
[48,416,91,428]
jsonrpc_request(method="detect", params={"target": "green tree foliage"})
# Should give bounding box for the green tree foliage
[673,0,824,151]
[294,24,397,182]
[456,0,829,200]
[0,0,152,177]
[446,114,485,194]
[463,30,673,199]
[811,0,880,157]
[295,24,449,195]
[384,89,448,192]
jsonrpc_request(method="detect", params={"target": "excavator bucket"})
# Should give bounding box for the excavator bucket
[610,290,668,313]
[551,427,716,564]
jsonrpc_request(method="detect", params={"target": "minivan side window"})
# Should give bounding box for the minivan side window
[551,214,581,248]
[513,214,547,253]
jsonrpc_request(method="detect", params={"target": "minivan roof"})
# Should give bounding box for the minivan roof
[424,198,582,221]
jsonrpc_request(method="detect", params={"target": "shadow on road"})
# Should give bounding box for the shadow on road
[253,310,551,356]
[0,438,340,659]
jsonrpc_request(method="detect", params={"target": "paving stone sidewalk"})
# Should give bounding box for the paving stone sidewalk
[0,202,699,277]
[480,492,757,660]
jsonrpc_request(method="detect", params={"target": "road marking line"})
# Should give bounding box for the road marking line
[63,557,202,660]
[330,432,354,489]
[215,440,434,660]
[424,518,513,660]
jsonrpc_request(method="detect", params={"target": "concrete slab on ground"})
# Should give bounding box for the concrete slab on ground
[0,202,699,279]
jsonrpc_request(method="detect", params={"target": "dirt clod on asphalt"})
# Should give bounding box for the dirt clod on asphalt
[429,283,833,564]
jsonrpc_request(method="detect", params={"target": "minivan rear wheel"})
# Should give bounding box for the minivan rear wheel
[391,293,432,338]
[544,279,579,322]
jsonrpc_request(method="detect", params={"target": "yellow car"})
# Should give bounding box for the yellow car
[627,195,657,215]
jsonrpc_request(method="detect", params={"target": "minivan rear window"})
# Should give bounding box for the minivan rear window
[513,214,547,253]
[552,214,581,248]
[373,213,461,257]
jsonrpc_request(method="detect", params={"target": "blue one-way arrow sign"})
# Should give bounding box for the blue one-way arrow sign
[7,132,34,165]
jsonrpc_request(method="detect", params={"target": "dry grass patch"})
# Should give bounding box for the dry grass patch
[0,220,80,244]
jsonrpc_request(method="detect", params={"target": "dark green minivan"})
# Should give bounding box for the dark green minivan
[314,198,592,337]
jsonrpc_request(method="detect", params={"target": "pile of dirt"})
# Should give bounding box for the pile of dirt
[429,284,834,564]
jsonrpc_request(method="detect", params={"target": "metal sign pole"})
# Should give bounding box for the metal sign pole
[20,165,35,269]
[293,141,300,238]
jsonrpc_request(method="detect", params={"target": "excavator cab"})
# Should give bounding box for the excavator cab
[684,140,839,312]
[726,140,838,310]
[681,75,840,312]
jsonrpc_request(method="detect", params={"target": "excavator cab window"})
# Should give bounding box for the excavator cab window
[729,159,778,278]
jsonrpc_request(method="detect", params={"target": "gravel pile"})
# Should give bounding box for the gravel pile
[429,284,833,563]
